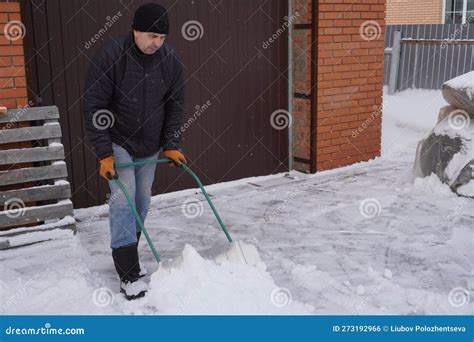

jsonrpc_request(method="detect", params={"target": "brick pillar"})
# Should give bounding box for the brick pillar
[291,0,385,172]
[0,0,28,109]
[0,0,31,184]
[316,0,385,170]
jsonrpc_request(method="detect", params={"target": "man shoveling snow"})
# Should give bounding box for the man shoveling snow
[83,3,187,300]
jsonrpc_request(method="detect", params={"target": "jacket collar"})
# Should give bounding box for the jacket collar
[127,31,161,65]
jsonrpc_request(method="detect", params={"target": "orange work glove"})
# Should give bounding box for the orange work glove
[163,150,187,166]
[99,156,116,180]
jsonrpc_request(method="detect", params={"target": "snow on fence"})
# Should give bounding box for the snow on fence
[384,24,474,93]
[0,106,76,249]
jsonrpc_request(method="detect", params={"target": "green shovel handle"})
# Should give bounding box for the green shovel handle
[112,158,233,263]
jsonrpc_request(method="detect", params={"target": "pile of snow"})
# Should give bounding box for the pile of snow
[382,88,447,159]
[457,181,474,197]
[411,81,474,195]
[442,71,473,116]
[148,244,314,314]
[444,71,474,102]
[413,173,455,196]
[415,114,474,192]
[389,72,474,195]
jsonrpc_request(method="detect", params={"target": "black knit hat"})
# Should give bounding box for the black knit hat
[132,3,169,34]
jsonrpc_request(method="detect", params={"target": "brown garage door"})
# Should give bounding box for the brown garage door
[20,0,289,208]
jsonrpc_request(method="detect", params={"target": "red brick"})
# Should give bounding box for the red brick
[0,66,24,77]
[14,76,26,87]
[0,99,17,108]
[0,77,14,88]
[0,45,23,56]
[11,55,23,65]
[0,87,27,99]
[0,56,11,66]
[0,2,20,12]
[7,13,21,21]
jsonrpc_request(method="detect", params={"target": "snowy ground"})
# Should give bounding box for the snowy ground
[1,88,472,315]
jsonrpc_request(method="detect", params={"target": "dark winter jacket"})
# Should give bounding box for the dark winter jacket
[83,31,185,159]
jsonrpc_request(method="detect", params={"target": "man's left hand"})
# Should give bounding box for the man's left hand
[163,149,187,166]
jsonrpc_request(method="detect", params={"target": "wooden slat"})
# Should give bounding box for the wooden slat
[0,145,65,165]
[0,220,76,238]
[0,123,61,144]
[0,106,59,124]
[0,164,67,186]
[0,224,76,250]
[0,200,73,229]
[0,183,71,205]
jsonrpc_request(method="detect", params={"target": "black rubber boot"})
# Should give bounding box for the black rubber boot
[135,231,147,278]
[112,244,147,300]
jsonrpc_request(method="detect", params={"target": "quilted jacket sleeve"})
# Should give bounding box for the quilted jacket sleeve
[83,47,115,160]
[160,50,186,151]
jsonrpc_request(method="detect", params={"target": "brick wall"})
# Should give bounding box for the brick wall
[292,0,385,172]
[0,1,27,109]
[386,0,443,24]
[316,0,385,171]
[0,0,31,184]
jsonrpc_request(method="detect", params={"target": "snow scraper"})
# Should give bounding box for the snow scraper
[112,158,261,269]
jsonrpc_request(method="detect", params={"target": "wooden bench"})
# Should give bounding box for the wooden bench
[0,106,76,249]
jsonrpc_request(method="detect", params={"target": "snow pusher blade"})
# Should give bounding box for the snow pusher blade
[201,240,261,265]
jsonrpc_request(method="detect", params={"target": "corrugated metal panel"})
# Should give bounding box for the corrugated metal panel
[384,24,474,91]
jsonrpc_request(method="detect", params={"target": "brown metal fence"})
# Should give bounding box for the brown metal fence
[20,0,289,208]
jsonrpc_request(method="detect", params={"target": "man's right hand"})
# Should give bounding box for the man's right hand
[99,156,116,180]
